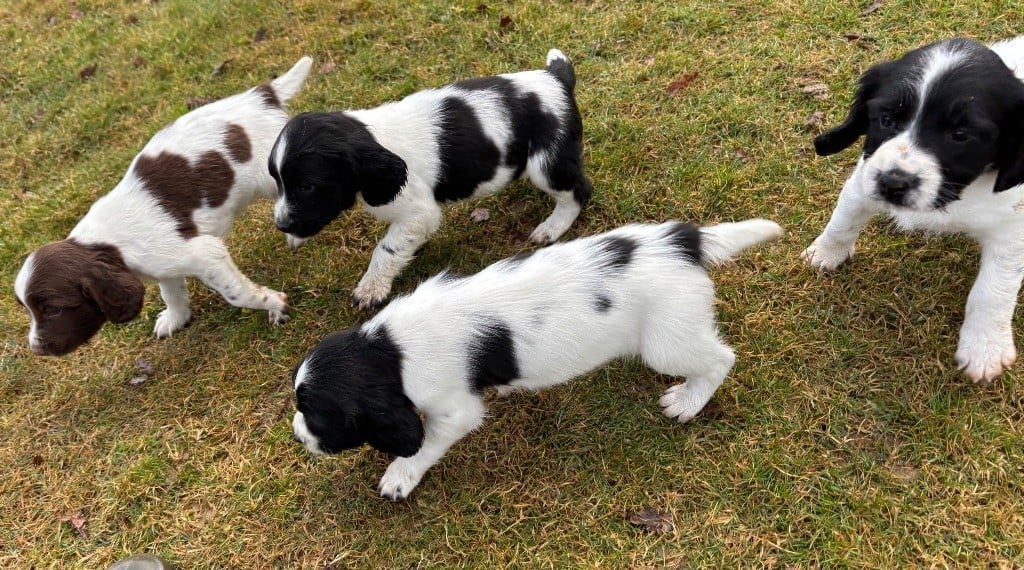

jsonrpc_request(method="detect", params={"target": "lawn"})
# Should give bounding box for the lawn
[2,0,1023,567]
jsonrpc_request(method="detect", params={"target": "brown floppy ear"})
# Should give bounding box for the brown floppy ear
[83,249,145,323]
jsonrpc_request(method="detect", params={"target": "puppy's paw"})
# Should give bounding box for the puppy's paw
[153,308,191,338]
[379,458,425,501]
[286,234,309,251]
[264,290,290,325]
[352,280,391,311]
[956,330,1017,384]
[659,382,712,424]
[800,237,854,272]
[492,384,523,398]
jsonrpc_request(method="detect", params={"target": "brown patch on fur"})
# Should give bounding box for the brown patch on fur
[254,84,280,108]
[223,123,252,163]
[134,150,235,238]
[22,239,145,356]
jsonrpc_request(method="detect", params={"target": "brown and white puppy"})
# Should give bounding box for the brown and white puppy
[13,57,312,356]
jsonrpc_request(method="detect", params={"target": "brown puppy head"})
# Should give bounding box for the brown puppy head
[13,239,145,356]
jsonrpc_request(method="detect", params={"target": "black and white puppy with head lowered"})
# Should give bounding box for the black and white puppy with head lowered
[291,218,783,499]
[269,49,592,309]
[802,36,1024,383]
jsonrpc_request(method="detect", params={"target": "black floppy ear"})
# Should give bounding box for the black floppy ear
[366,396,424,457]
[83,251,144,323]
[346,138,408,207]
[814,63,887,156]
[994,98,1024,193]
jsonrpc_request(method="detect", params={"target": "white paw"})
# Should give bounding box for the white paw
[286,234,309,250]
[659,383,711,424]
[352,278,392,310]
[493,384,523,398]
[378,458,425,500]
[800,236,854,271]
[153,308,190,338]
[264,290,290,325]
[956,329,1017,384]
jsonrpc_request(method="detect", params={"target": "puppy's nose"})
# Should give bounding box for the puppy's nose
[877,169,919,203]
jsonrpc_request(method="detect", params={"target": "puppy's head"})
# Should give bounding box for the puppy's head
[14,239,145,356]
[269,112,408,239]
[815,38,1024,209]
[291,326,423,457]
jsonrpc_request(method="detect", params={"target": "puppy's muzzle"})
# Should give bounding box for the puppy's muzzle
[876,169,920,206]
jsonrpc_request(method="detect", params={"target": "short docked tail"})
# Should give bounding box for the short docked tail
[269,55,314,104]
[699,219,784,266]
[545,48,575,91]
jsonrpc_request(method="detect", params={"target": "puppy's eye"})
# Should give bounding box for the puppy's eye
[41,304,64,318]
[300,184,317,195]
[879,115,895,129]
[950,128,969,143]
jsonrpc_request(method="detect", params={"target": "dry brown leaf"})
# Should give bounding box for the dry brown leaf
[470,208,490,222]
[861,1,884,15]
[131,56,146,67]
[799,79,830,100]
[889,463,921,482]
[126,14,139,25]
[498,15,513,31]
[253,27,267,43]
[627,508,674,533]
[804,110,825,128]
[59,511,88,539]
[210,58,233,77]
[666,71,699,95]
[319,61,337,74]
[78,64,97,80]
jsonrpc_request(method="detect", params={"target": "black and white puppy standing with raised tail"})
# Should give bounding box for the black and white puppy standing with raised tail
[269,49,592,309]
[291,218,783,499]
[802,36,1024,383]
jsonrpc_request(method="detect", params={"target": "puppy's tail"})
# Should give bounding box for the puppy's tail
[697,218,784,267]
[270,56,314,105]
[545,48,575,91]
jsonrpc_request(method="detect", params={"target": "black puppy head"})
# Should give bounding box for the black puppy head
[291,326,424,458]
[269,112,408,239]
[815,38,1024,206]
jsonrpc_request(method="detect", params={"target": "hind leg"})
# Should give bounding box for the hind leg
[524,152,591,245]
[640,300,735,423]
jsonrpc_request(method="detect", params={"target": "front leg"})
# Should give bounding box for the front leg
[378,397,485,500]
[801,162,882,271]
[353,209,442,310]
[154,277,191,338]
[188,236,290,325]
[955,242,1024,383]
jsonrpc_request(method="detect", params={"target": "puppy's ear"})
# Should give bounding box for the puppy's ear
[994,97,1024,193]
[83,250,144,323]
[366,398,424,457]
[814,63,888,156]
[347,139,408,207]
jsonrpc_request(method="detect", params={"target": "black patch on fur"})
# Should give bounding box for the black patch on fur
[293,326,424,457]
[598,236,637,272]
[381,243,397,255]
[663,222,703,266]
[594,294,613,313]
[271,112,408,238]
[433,97,503,202]
[467,319,519,393]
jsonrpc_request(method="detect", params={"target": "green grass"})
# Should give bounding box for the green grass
[2,0,1024,566]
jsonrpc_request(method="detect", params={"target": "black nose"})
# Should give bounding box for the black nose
[877,169,920,203]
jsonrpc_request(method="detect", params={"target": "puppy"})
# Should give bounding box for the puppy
[270,49,592,309]
[291,219,783,499]
[13,57,313,356]
[802,36,1024,383]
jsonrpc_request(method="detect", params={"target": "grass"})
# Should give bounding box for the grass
[2,0,1024,566]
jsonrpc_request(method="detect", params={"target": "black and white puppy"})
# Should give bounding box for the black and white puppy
[802,36,1024,383]
[291,219,783,499]
[269,49,592,309]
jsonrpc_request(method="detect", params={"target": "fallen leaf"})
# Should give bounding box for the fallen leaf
[861,0,884,15]
[70,8,83,20]
[186,96,218,110]
[210,58,233,77]
[483,33,496,51]
[319,61,337,74]
[666,71,699,95]
[699,399,725,420]
[131,56,146,67]
[843,33,878,50]
[59,511,88,539]
[733,148,752,163]
[47,15,57,25]
[128,375,148,386]
[804,110,825,128]
[32,455,44,466]
[799,79,830,100]
[126,14,139,25]
[475,3,489,14]
[136,358,154,375]
[79,64,97,80]
[643,56,656,66]
[889,463,921,482]
[253,27,267,43]
[470,208,490,222]
[627,508,674,533]
[498,15,513,31]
